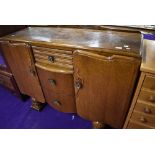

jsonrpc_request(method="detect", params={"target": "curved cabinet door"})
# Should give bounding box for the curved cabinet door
[73,50,140,128]
[1,41,45,102]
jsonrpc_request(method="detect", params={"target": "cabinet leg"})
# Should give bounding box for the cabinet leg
[31,98,46,111]
[92,121,106,129]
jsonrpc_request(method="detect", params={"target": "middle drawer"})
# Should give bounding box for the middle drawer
[37,66,75,95]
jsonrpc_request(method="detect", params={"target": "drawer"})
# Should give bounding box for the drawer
[37,66,74,95]
[47,93,76,113]
[135,101,155,116]
[130,111,155,128]
[32,46,73,69]
[0,73,14,90]
[138,89,155,104]
[127,120,153,129]
[143,75,155,91]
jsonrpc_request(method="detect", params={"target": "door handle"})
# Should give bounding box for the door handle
[75,80,83,90]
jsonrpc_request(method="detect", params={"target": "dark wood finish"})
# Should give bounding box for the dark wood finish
[0,25,27,37]
[1,41,45,103]
[1,27,141,58]
[37,66,76,113]
[74,50,140,128]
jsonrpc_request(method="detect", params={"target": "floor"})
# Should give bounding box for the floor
[0,85,92,129]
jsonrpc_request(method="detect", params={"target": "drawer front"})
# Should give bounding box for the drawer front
[0,74,14,90]
[130,111,155,128]
[135,101,155,116]
[33,46,73,69]
[37,67,74,95]
[47,93,76,113]
[138,89,155,104]
[143,75,155,91]
[127,121,152,129]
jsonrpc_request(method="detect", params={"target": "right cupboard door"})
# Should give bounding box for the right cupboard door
[73,50,140,128]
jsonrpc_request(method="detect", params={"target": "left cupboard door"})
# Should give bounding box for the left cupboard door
[1,41,45,102]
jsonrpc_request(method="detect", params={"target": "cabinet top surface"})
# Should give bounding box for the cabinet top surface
[1,27,142,56]
[141,39,155,74]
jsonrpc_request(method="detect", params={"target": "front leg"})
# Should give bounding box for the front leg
[31,98,46,111]
[92,121,106,129]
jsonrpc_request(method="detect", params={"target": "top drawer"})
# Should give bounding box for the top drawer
[143,75,155,91]
[32,46,73,69]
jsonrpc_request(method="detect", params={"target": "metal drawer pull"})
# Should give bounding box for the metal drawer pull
[144,107,151,114]
[48,56,55,63]
[49,79,56,86]
[75,80,83,90]
[53,100,61,106]
[140,116,147,123]
[148,96,155,102]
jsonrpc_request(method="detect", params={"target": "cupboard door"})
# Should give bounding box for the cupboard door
[73,50,140,128]
[1,42,45,102]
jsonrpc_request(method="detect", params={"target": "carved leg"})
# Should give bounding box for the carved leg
[31,98,46,111]
[92,121,106,129]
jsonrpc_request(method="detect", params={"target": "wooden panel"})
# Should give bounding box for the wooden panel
[138,89,155,104]
[74,50,140,128]
[32,46,73,69]
[1,41,45,102]
[46,93,76,113]
[36,66,74,95]
[127,120,153,129]
[123,72,146,128]
[135,101,155,116]
[130,111,155,127]
[143,75,155,91]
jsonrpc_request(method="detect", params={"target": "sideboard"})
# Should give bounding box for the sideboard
[0,27,142,128]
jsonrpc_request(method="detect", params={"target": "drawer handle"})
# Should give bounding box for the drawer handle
[144,107,151,114]
[148,96,155,102]
[49,79,56,86]
[53,100,61,106]
[140,116,147,123]
[75,79,83,90]
[48,56,55,63]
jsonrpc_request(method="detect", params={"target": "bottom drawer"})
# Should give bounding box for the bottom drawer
[130,111,155,128]
[47,93,76,113]
[0,73,14,90]
[127,121,153,129]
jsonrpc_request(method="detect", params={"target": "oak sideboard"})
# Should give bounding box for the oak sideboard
[0,27,142,128]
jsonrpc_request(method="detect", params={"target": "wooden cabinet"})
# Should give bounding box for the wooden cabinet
[1,42,45,103]
[0,27,142,127]
[73,50,140,128]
